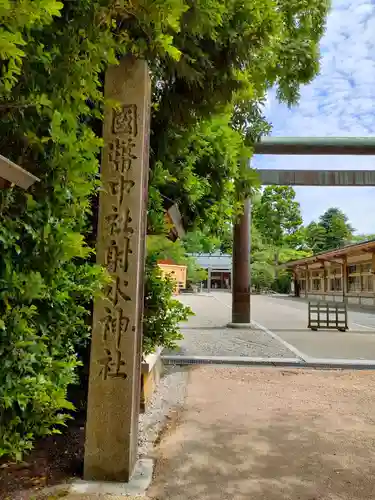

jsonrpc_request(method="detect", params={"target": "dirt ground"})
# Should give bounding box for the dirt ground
[148,367,375,500]
[0,424,84,500]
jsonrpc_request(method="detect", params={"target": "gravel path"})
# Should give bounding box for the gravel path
[163,293,296,358]
[137,366,189,458]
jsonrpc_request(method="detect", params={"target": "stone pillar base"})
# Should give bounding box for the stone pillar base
[227,322,255,329]
[72,459,153,496]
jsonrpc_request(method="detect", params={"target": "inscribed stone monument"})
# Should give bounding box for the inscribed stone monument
[84,57,151,482]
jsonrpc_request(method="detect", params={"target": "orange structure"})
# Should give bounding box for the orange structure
[157,260,187,294]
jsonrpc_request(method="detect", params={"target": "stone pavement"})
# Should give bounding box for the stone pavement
[249,294,375,360]
[175,292,375,361]
[165,293,298,359]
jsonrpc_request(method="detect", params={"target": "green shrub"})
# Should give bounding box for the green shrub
[0,0,110,459]
[143,259,193,355]
[0,213,107,458]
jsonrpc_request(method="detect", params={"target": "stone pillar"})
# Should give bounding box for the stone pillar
[207,267,212,292]
[84,57,151,482]
[231,198,251,324]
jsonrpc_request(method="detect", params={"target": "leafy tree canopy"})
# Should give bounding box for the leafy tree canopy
[253,186,304,248]
[305,208,354,252]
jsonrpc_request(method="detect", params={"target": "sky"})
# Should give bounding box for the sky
[252,0,375,235]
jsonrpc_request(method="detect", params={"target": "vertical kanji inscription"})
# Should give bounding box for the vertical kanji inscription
[84,57,151,482]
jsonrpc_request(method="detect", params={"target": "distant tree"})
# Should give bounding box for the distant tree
[349,233,375,244]
[147,236,187,264]
[323,208,353,251]
[253,186,303,248]
[183,229,226,255]
[304,208,354,252]
[252,260,275,291]
[305,221,327,253]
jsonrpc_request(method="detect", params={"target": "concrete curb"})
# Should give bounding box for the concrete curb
[162,355,302,366]
[161,355,375,370]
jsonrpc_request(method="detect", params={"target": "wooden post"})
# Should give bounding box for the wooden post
[323,264,328,294]
[231,199,251,324]
[342,257,348,302]
[207,267,212,292]
[84,57,151,482]
[372,253,375,303]
[305,264,309,298]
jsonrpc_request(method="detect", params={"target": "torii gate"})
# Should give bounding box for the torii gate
[230,137,375,326]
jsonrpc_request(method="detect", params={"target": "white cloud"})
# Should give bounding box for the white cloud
[253,0,375,234]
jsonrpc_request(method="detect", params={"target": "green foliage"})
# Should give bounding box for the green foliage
[305,208,354,252]
[186,259,207,285]
[147,236,187,264]
[304,221,327,252]
[143,259,193,355]
[350,233,375,244]
[150,114,258,236]
[277,247,312,264]
[249,189,312,292]
[146,0,330,236]
[253,186,304,248]
[0,0,113,458]
[183,230,223,255]
[183,226,234,255]
[252,260,275,291]
[0,0,63,94]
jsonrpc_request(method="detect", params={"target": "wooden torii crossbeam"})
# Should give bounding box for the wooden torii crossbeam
[258,169,375,186]
[254,137,375,156]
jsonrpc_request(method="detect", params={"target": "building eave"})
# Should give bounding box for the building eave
[282,239,375,269]
[0,154,40,189]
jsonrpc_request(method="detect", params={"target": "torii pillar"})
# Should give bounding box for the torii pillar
[229,199,251,326]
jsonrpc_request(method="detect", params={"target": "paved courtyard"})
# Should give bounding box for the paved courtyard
[164,293,295,358]
[173,292,375,361]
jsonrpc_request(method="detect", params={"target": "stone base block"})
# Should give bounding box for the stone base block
[140,347,163,413]
[35,459,153,498]
[71,458,153,496]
